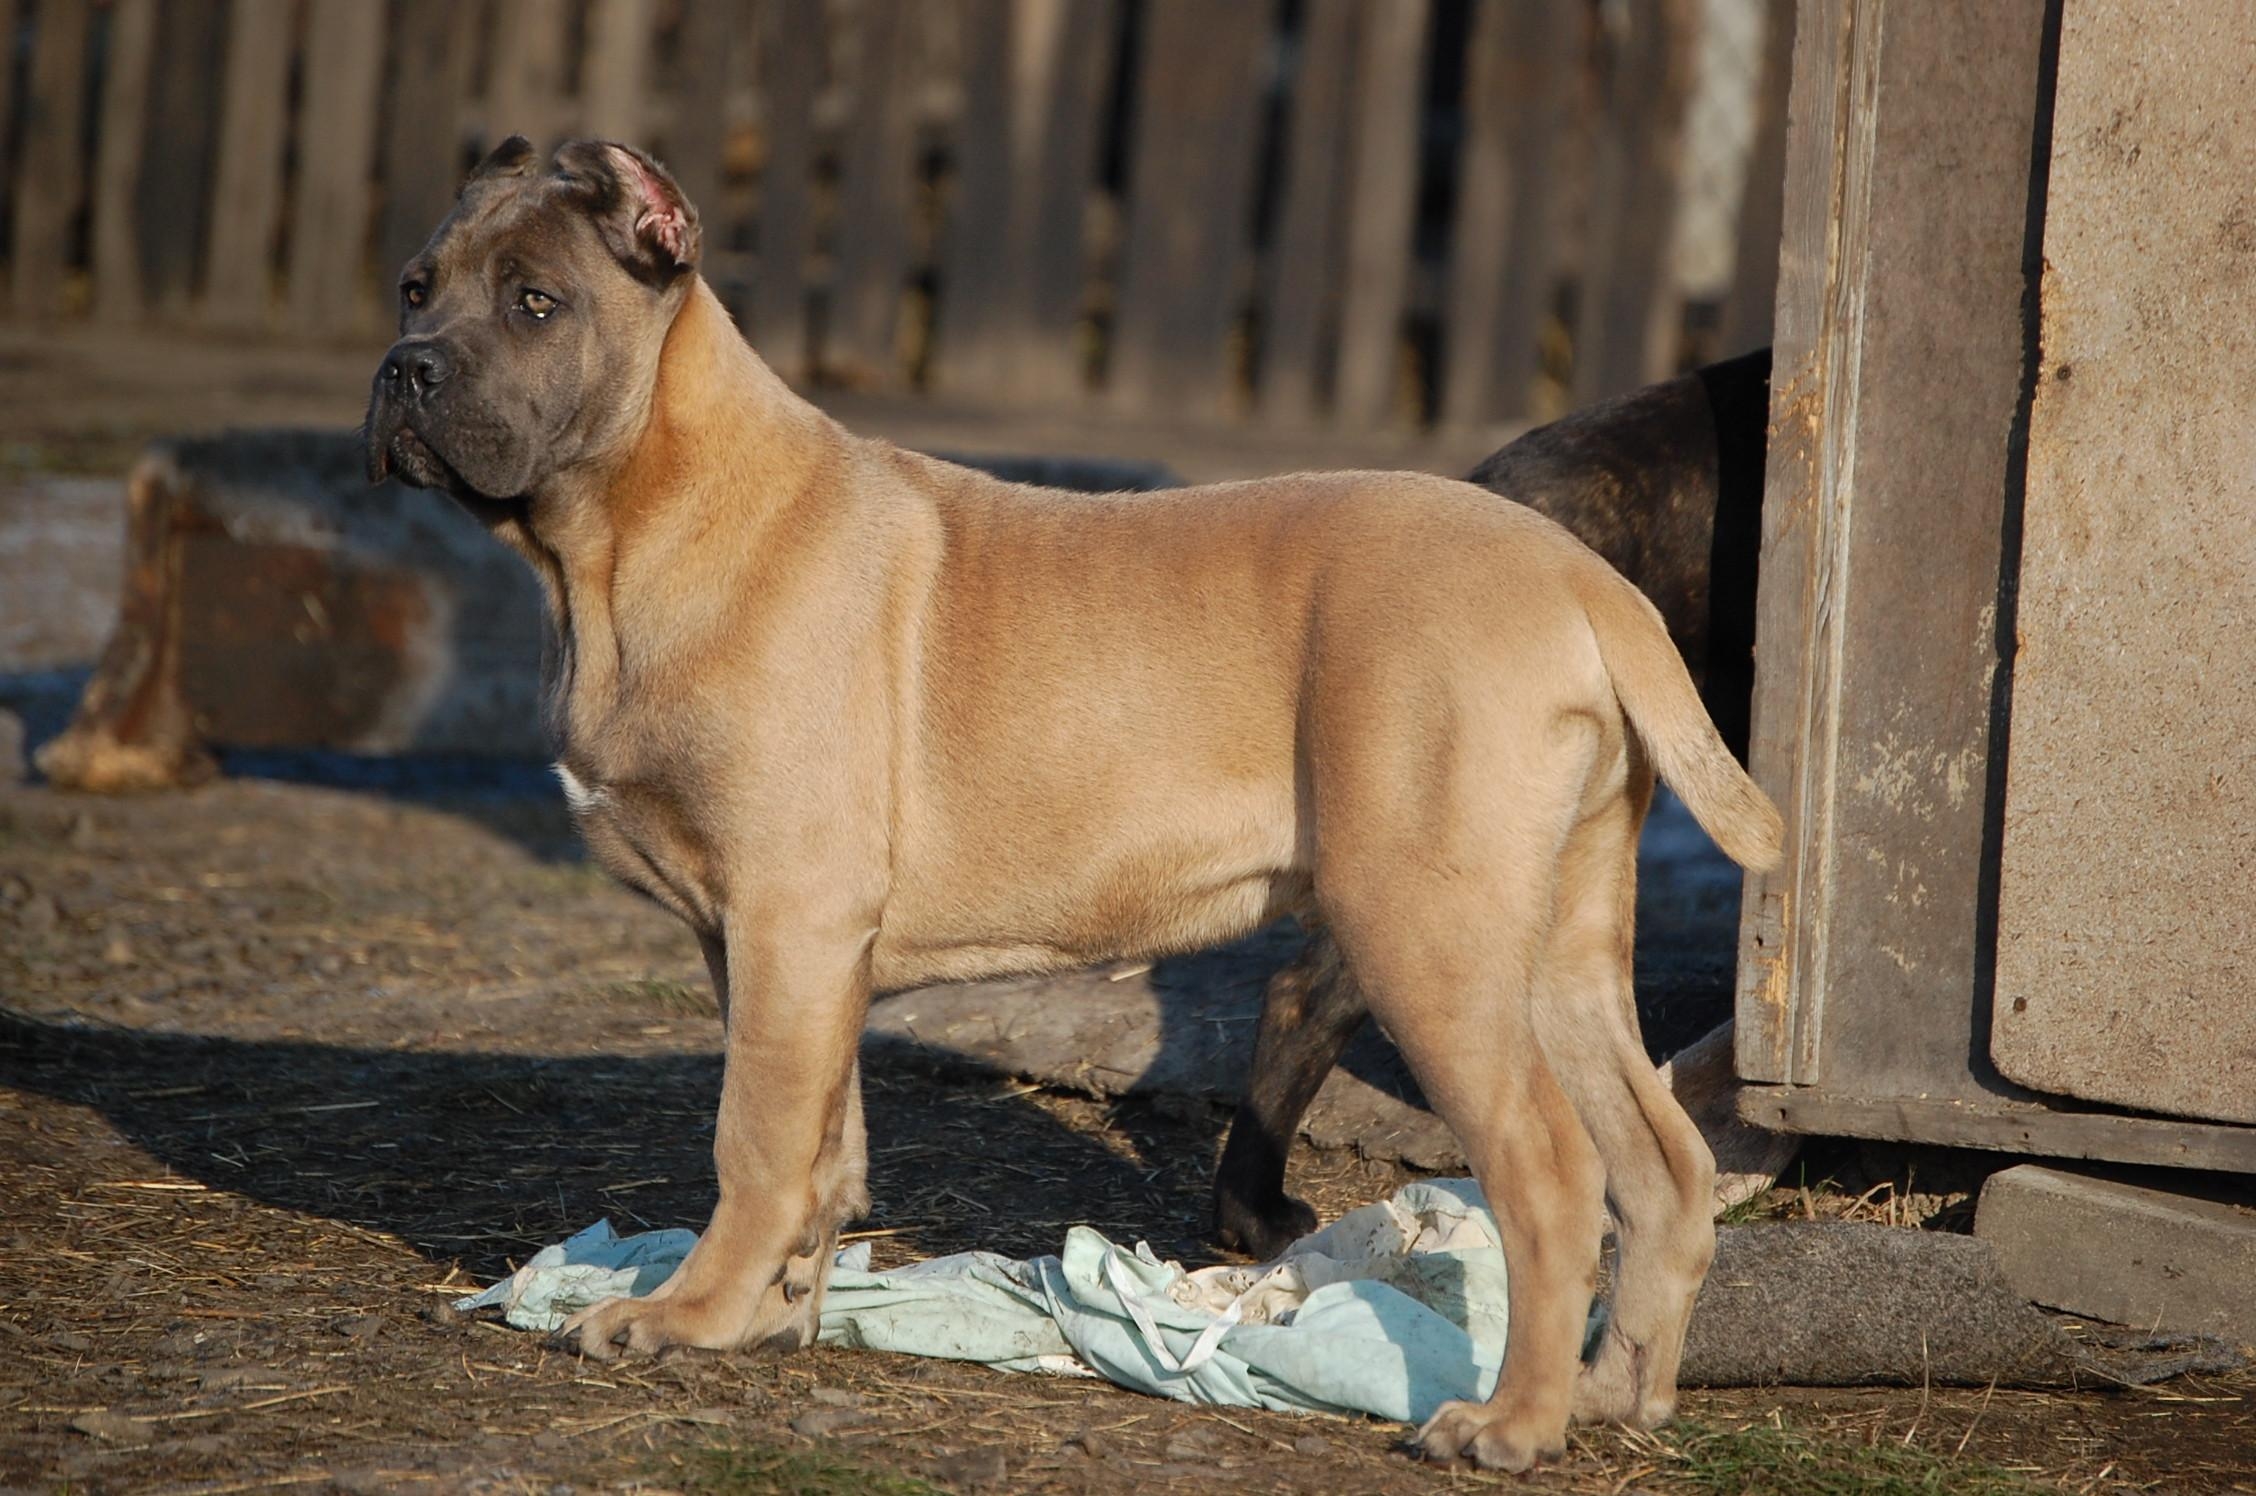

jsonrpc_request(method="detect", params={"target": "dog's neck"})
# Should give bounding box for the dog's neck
[508,276,849,760]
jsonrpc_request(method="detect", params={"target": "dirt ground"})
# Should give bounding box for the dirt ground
[3,777,2253,1495]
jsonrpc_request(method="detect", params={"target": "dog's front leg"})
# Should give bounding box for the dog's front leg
[562,915,871,1360]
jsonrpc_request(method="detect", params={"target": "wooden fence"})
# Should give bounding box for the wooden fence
[0,0,1792,430]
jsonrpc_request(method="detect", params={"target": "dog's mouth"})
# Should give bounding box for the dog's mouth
[366,418,522,522]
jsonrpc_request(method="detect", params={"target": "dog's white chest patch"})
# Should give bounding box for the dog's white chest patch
[554,762,609,816]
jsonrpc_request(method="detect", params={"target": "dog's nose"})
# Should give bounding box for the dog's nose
[381,341,454,400]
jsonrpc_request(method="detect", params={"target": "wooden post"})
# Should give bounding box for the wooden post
[1440,1,1579,430]
[1572,0,1698,404]
[1107,0,1270,419]
[1719,0,1795,355]
[1734,0,2050,1097]
[930,0,1014,393]
[1259,0,1359,426]
[8,0,92,318]
[487,0,571,152]
[132,0,227,320]
[89,0,158,324]
[205,0,300,330]
[1331,0,1431,429]
[826,0,920,386]
[286,0,386,339]
[583,0,657,144]
[751,0,824,379]
[375,0,479,293]
[664,0,750,223]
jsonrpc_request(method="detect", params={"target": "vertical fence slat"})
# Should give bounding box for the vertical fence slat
[8,0,92,318]
[135,0,228,319]
[826,0,919,385]
[1108,0,1269,418]
[1260,0,1359,426]
[664,0,748,220]
[377,0,479,290]
[1331,0,1431,429]
[1573,0,1699,403]
[205,0,298,330]
[0,0,19,187]
[583,0,657,144]
[930,0,1013,392]
[1720,0,1795,354]
[287,0,386,338]
[1441,0,1577,429]
[996,0,1117,403]
[751,0,823,378]
[488,0,571,151]
[90,0,157,324]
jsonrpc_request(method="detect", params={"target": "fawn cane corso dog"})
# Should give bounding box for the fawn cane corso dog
[1212,347,1772,1260]
[363,138,1781,1471]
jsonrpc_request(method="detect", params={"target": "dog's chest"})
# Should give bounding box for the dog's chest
[554,761,721,927]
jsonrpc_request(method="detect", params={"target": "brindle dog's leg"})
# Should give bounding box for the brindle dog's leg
[1212,922,1368,1257]
[561,920,869,1358]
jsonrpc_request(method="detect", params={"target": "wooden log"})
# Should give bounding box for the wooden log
[826,0,920,386]
[133,0,227,319]
[205,0,300,330]
[1719,0,1795,355]
[486,0,571,151]
[8,0,93,318]
[1440,0,1579,429]
[286,0,387,338]
[89,0,158,325]
[1107,0,1269,418]
[751,0,824,378]
[375,0,480,291]
[582,0,657,144]
[1258,0,1359,426]
[1572,0,1698,404]
[1331,0,1431,429]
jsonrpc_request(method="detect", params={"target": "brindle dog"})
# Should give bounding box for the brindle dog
[364,138,1780,1472]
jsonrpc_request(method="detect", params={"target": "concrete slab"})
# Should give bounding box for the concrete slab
[1975,1164,2256,1348]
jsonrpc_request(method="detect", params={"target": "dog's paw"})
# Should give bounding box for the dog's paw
[557,1294,728,1361]
[1413,1398,1567,1473]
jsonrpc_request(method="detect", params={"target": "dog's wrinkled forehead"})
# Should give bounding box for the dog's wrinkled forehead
[417,136,699,295]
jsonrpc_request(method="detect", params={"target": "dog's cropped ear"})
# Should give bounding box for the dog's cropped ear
[552,140,701,287]
[462,134,538,196]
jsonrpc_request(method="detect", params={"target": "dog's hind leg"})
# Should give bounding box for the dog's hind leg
[1212,921,1368,1257]
[1536,772,1715,1430]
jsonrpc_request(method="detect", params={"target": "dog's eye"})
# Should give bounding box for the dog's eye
[519,289,558,319]
[400,280,427,309]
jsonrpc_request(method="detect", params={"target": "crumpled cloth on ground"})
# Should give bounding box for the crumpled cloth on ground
[459,1179,1558,1423]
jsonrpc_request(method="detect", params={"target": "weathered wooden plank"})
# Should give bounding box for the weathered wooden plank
[1718,0,1795,355]
[826,0,920,385]
[8,0,93,318]
[0,0,19,193]
[1258,0,1359,426]
[1440,1,1580,429]
[205,0,300,330]
[1735,0,2051,1102]
[991,0,1118,404]
[486,0,571,152]
[582,0,657,144]
[1993,0,2256,1126]
[750,0,824,378]
[375,0,479,291]
[929,0,1014,393]
[285,0,387,338]
[133,0,228,318]
[1572,0,1697,404]
[1107,0,1270,418]
[1740,1088,2256,1176]
[1331,0,1431,429]
[89,0,158,324]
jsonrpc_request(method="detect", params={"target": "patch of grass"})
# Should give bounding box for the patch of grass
[683,1442,945,1496]
[1660,1418,2054,1496]
[598,977,717,1017]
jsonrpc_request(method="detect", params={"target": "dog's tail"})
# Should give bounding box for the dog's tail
[1574,564,1783,872]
